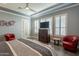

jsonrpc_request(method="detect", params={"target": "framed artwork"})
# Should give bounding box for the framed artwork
[0,20,15,26]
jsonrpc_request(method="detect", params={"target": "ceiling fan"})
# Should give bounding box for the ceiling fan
[18,3,36,12]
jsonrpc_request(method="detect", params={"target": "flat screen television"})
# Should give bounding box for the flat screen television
[40,22,49,28]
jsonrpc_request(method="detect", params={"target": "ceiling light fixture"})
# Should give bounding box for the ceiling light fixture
[18,3,36,12]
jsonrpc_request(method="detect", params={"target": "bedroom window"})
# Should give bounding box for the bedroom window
[54,14,67,36]
[34,20,39,34]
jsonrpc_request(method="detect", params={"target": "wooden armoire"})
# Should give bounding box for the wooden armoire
[38,28,50,43]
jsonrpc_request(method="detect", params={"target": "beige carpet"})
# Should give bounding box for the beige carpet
[7,40,41,56]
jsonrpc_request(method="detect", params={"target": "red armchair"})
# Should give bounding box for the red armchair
[63,35,79,52]
[5,33,15,41]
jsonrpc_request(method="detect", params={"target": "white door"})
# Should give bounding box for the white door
[22,19,30,39]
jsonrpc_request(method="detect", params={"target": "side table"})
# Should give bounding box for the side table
[53,38,61,45]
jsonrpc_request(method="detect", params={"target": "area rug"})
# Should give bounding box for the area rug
[18,39,52,56]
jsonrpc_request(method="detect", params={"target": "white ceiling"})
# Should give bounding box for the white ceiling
[0,3,57,16]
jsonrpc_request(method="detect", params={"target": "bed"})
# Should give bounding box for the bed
[0,38,53,56]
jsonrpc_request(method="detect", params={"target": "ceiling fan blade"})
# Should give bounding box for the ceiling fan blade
[24,3,28,8]
[18,7,23,9]
[29,7,36,12]
[18,3,28,9]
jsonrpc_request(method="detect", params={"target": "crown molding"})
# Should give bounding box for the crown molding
[31,3,79,18]
[0,6,30,18]
[31,3,61,16]
[0,3,79,18]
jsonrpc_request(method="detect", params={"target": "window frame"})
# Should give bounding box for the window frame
[53,14,67,37]
[34,19,39,34]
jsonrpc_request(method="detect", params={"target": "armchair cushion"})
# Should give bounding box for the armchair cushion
[5,33,15,41]
[63,35,79,52]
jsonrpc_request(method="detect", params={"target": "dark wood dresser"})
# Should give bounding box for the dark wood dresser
[38,28,50,43]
